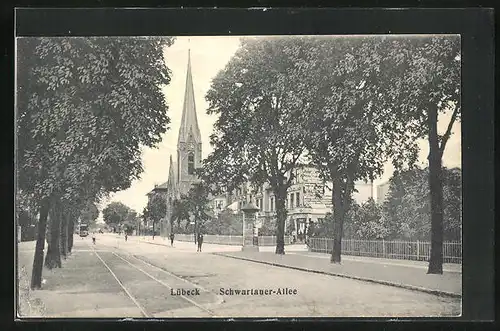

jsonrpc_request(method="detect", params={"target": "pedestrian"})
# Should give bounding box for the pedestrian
[170,232,175,246]
[197,233,204,252]
[92,232,96,245]
[125,233,128,241]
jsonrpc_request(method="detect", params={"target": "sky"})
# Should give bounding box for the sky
[97,35,462,219]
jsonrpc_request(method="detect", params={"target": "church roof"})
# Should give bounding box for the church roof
[177,49,202,145]
[148,181,168,195]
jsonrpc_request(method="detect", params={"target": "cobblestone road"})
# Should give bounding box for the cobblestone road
[17,234,461,318]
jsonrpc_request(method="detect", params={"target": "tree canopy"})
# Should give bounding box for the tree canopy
[17,37,174,203]
[16,36,176,288]
[144,192,167,226]
[102,201,131,227]
[382,167,462,242]
[79,201,100,226]
[202,37,322,254]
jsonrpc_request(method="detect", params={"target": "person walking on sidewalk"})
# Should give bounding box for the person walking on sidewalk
[125,233,128,242]
[170,232,175,246]
[92,232,96,245]
[197,233,204,252]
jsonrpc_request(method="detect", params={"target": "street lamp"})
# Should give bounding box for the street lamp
[241,200,260,252]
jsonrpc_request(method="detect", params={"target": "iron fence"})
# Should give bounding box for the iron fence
[307,238,462,264]
[174,234,292,246]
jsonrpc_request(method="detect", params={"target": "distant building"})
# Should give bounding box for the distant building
[221,165,372,235]
[376,181,391,204]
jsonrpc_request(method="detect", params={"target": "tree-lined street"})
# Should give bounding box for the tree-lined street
[16,34,462,318]
[18,235,460,318]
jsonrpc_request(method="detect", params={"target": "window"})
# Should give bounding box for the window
[290,194,294,209]
[188,153,195,175]
[270,197,274,212]
[296,192,300,207]
[260,198,263,211]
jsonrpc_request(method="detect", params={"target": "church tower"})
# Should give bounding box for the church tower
[177,49,202,196]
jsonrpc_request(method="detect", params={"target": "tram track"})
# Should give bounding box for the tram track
[87,242,219,318]
[92,246,149,317]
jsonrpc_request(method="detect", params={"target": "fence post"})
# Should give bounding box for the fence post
[382,239,385,258]
[325,238,328,253]
[417,240,420,260]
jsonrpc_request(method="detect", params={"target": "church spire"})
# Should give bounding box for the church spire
[177,48,201,145]
[167,154,176,189]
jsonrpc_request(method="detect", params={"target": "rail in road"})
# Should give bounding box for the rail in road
[86,242,221,318]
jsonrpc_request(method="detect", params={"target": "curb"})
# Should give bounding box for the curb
[138,240,174,248]
[214,253,461,299]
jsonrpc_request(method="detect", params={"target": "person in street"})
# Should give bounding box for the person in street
[92,232,96,245]
[197,233,204,252]
[170,232,175,246]
[125,233,128,241]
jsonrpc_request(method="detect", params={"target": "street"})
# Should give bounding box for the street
[17,233,461,318]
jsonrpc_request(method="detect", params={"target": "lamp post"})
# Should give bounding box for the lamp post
[241,201,260,252]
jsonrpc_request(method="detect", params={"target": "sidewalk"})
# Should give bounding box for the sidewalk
[215,250,462,298]
[128,234,309,253]
[129,235,243,253]
[17,238,144,317]
[17,241,47,317]
[126,234,461,297]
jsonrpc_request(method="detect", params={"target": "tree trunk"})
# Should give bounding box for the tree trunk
[274,186,287,255]
[68,219,74,253]
[30,199,50,290]
[194,217,198,244]
[60,211,68,259]
[331,177,345,264]
[427,105,444,274]
[45,203,62,269]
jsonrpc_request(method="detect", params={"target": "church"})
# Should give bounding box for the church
[147,49,203,236]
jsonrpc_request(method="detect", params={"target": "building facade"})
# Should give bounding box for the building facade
[215,165,374,236]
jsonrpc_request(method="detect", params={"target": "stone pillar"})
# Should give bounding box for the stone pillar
[241,201,259,252]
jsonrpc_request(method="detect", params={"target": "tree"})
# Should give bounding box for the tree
[80,201,99,227]
[145,193,166,239]
[214,208,242,235]
[141,209,149,234]
[202,37,315,254]
[344,198,386,240]
[381,167,462,242]
[183,183,214,237]
[17,36,175,289]
[123,210,138,235]
[16,190,38,241]
[257,216,276,236]
[103,201,131,231]
[442,168,462,242]
[170,198,190,233]
[383,36,460,273]
[301,36,408,263]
